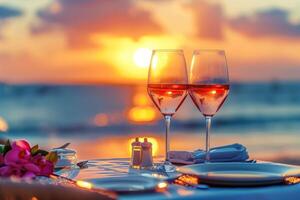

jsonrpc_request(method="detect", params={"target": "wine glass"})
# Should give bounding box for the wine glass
[147,49,188,172]
[189,50,230,162]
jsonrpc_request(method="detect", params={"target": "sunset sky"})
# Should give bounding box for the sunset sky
[0,0,300,84]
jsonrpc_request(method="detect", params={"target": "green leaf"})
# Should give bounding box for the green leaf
[46,151,58,163]
[3,140,11,155]
[35,149,49,156]
[0,144,4,153]
[31,144,39,155]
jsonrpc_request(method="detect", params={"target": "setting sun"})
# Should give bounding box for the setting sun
[133,48,152,68]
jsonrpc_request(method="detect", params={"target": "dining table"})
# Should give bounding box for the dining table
[64,158,300,200]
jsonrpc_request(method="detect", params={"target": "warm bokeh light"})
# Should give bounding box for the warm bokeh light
[93,113,109,127]
[156,182,168,189]
[285,177,300,184]
[133,48,152,68]
[177,188,195,196]
[0,117,8,132]
[176,175,199,186]
[128,88,158,123]
[127,106,157,123]
[133,93,149,106]
[76,180,93,190]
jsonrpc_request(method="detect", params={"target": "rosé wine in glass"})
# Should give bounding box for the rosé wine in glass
[189,84,229,117]
[189,50,230,162]
[148,84,188,116]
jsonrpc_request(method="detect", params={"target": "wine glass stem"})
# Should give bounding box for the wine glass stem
[164,115,171,162]
[205,116,212,162]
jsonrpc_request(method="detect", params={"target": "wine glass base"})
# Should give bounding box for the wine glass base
[155,161,176,173]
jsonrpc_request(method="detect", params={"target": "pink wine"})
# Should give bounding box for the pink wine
[189,84,229,116]
[148,84,188,116]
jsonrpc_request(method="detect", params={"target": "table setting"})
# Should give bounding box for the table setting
[1,49,300,200]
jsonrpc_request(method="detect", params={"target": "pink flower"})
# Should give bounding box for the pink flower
[0,165,22,177]
[39,160,54,176]
[23,171,36,179]
[32,155,46,166]
[4,140,32,166]
[32,155,54,176]
[0,166,10,176]
[0,162,41,179]
[24,163,40,174]
[12,140,31,151]
[4,146,30,166]
[0,140,55,179]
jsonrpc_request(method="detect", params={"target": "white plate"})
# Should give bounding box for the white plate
[86,175,163,193]
[178,162,300,186]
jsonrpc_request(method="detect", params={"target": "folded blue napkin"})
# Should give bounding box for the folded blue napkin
[169,143,249,165]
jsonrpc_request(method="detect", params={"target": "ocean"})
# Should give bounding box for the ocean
[0,81,300,164]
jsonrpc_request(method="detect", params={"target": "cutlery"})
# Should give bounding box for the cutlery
[77,160,89,169]
[54,143,71,149]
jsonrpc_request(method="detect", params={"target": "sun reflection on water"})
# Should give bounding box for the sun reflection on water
[128,106,156,123]
[127,87,158,123]
[133,93,149,106]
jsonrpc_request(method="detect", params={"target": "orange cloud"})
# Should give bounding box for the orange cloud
[229,9,300,38]
[184,0,224,40]
[185,1,300,41]
[0,52,117,84]
[34,0,163,48]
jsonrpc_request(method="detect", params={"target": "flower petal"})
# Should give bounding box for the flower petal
[0,166,11,176]
[4,148,20,165]
[23,171,36,179]
[39,161,54,177]
[12,140,31,151]
[0,154,4,165]
[24,163,40,174]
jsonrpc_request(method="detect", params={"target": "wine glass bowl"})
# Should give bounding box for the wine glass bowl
[189,49,230,161]
[189,84,229,117]
[148,50,188,85]
[148,84,188,116]
[190,50,229,85]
